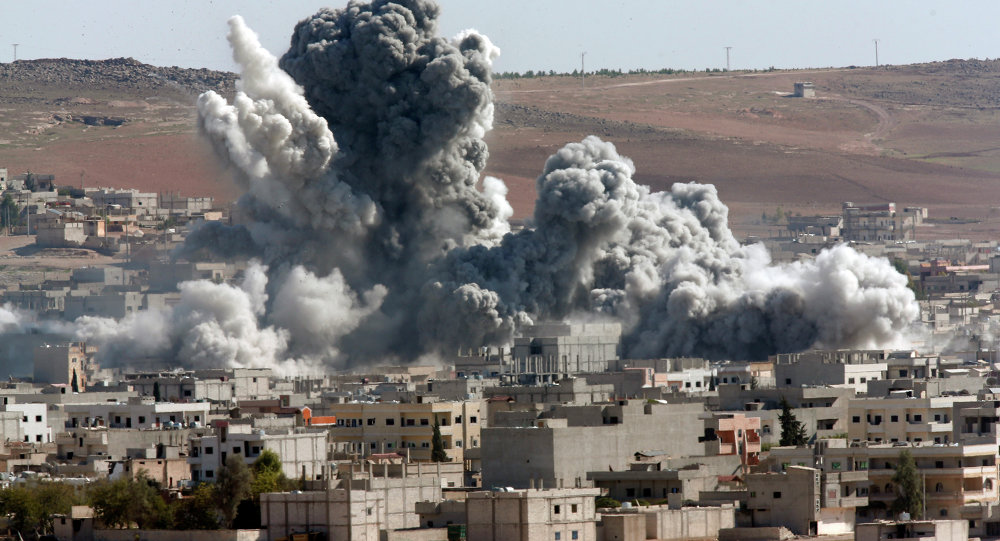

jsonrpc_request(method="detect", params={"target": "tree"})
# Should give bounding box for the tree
[778,397,808,446]
[216,455,253,527]
[251,449,292,497]
[431,420,448,462]
[88,472,170,529]
[153,380,161,402]
[0,194,20,231]
[71,368,80,393]
[891,450,923,519]
[171,484,219,530]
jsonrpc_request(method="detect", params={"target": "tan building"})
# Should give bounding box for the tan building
[856,519,969,541]
[746,465,867,536]
[848,396,976,444]
[466,487,601,541]
[763,440,999,536]
[322,400,483,462]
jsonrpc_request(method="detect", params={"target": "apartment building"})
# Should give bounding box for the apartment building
[321,400,484,462]
[466,487,601,541]
[63,397,209,429]
[716,384,852,445]
[762,440,999,536]
[773,349,888,393]
[511,322,621,383]
[1,402,50,443]
[124,367,272,403]
[847,396,977,444]
[188,421,327,482]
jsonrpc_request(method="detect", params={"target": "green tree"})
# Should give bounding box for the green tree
[171,484,219,530]
[431,420,448,462]
[251,449,292,497]
[778,397,808,446]
[0,194,20,230]
[88,473,170,529]
[153,380,161,402]
[891,450,923,518]
[216,455,253,527]
[71,369,80,393]
[0,485,41,537]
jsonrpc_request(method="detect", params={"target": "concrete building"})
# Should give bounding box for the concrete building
[261,465,447,541]
[124,368,272,403]
[2,288,69,316]
[762,440,1000,536]
[482,401,706,489]
[793,81,815,98]
[466,487,601,541]
[745,464,867,536]
[63,396,210,430]
[716,384,852,445]
[597,503,736,541]
[587,463,715,503]
[2,402,51,443]
[511,322,621,383]
[189,421,327,482]
[88,188,158,214]
[34,342,97,388]
[773,349,889,392]
[848,396,977,444]
[63,290,143,320]
[321,400,483,462]
[702,412,761,473]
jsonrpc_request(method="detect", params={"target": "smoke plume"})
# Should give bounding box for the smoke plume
[44,0,920,372]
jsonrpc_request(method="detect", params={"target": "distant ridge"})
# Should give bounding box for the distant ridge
[0,57,236,99]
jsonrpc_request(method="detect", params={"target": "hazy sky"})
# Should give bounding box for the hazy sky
[1,1,998,74]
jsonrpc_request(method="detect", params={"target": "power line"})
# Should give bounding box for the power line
[580,51,587,88]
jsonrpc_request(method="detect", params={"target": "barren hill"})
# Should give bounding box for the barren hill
[3,57,1000,239]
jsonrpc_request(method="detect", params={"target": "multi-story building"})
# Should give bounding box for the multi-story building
[466,487,601,541]
[321,400,484,462]
[848,396,976,444]
[746,464,868,536]
[762,440,1000,536]
[2,402,51,443]
[772,349,889,393]
[716,384,852,445]
[62,396,209,430]
[702,413,761,473]
[510,322,621,383]
[188,421,327,482]
[124,367,272,403]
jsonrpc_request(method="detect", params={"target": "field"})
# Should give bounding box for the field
[3,59,1000,240]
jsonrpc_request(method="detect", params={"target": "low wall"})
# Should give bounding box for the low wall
[381,527,449,541]
[94,529,263,541]
[718,526,794,541]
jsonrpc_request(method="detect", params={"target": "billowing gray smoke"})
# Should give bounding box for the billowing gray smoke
[70,0,918,373]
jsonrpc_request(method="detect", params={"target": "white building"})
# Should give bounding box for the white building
[189,422,327,482]
[2,402,50,443]
[63,396,209,430]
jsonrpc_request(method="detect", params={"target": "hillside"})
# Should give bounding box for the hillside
[3,57,1000,239]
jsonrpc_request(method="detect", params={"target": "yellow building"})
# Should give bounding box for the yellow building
[322,400,483,462]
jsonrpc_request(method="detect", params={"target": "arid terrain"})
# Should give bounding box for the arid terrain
[3,57,1000,240]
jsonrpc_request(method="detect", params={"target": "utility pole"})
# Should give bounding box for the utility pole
[11,44,18,62]
[873,39,879,67]
[724,46,732,71]
[580,51,587,88]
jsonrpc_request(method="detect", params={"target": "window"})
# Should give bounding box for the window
[206,470,214,478]
[233,447,241,454]
[773,492,781,498]
[852,416,861,423]
[420,418,429,426]
[860,377,867,383]
[685,382,691,388]
[555,534,561,541]
[572,532,578,540]
[367,418,375,426]
[455,416,462,424]
[406,419,415,426]
[205,447,214,455]
[35,415,42,422]
[571,504,577,513]
[890,415,898,422]
[470,416,477,423]
[554,505,560,514]
[626,488,635,497]
[22,416,27,422]
[914,414,922,422]
[138,416,145,424]
[848,378,855,384]
[386,418,395,426]
[940,509,948,517]
[785,378,792,385]
[35,435,42,442]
